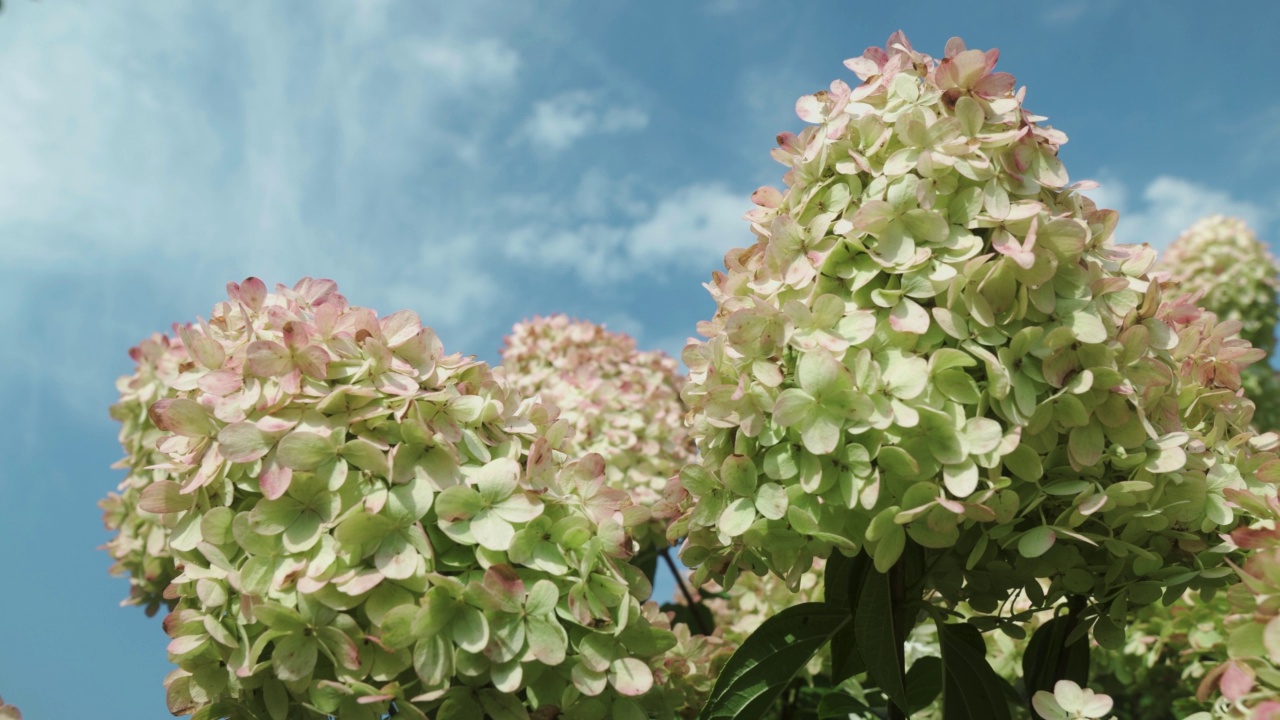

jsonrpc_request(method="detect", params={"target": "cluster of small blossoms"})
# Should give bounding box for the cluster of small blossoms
[1187,489,1280,719]
[672,32,1273,632]
[1032,680,1115,720]
[137,278,699,720]
[1157,216,1279,357]
[102,332,193,615]
[0,697,20,720]
[500,315,696,551]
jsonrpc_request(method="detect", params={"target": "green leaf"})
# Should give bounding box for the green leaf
[1021,614,1090,712]
[825,552,870,683]
[906,656,943,714]
[263,679,289,720]
[698,603,850,720]
[817,692,871,719]
[1017,526,1056,558]
[854,569,908,713]
[938,622,1013,720]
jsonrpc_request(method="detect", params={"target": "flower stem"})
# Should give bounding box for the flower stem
[661,547,711,636]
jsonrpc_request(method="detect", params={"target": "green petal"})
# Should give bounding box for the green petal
[277,431,338,471]
[271,634,318,683]
[719,498,757,538]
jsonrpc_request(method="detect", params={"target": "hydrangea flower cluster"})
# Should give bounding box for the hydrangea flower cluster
[672,32,1273,626]
[1157,216,1279,357]
[1157,215,1280,433]
[1188,489,1280,718]
[102,331,192,616]
[500,315,696,550]
[136,278,701,720]
[1032,680,1115,720]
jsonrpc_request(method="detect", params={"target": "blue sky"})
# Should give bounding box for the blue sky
[1,1,1278,717]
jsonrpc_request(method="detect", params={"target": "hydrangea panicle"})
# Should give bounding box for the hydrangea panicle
[672,32,1275,637]
[102,331,196,615]
[500,315,697,552]
[127,278,708,720]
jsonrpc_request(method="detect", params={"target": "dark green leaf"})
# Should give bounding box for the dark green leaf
[660,601,715,635]
[817,692,871,719]
[906,656,943,713]
[854,569,908,713]
[698,603,850,720]
[1021,614,1090,710]
[631,548,659,589]
[826,551,870,682]
[938,622,1012,720]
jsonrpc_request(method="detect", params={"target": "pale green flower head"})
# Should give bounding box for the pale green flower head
[1158,215,1279,357]
[131,278,700,720]
[673,33,1275,633]
[501,315,696,552]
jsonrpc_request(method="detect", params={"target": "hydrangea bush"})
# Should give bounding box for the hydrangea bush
[1185,490,1280,718]
[1157,215,1280,433]
[1157,216,1279,357]
[99,30,1280,720]
[672,31,1271,636]
[132,278,716,720]
[500,315,696,552]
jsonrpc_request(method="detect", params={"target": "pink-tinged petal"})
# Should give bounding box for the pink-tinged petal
[335,307,381,343]
[751,186,784,209]
[246,340,294,377]
[843,55,880,79]
[889,299,930,334]
[255,412,300,434]
[138,481,196,514]
[227,277,267,312]
[974,72,1016,98]
[375,371,419,397]
[851,200,896,233]
[294,345,330,381]
[1221,661,1255,702]
[943,36,967,58]
[796,94,826,123]
[1252,701,1280,720]
[260,462,292,500]
[293,277,340,304]
[178,324,226,370]
[198,369,243,396]
[936,49,987,91]
[218,421,274,463]
[149,398,215,438]
[380,310,423,348]
[483,565,527,605]
[282,321,311,351]
[992,228,1035,270]
[337,569,384,596]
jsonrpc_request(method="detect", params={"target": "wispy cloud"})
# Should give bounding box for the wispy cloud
[1088,175,1274,253]
[519,90,649,152]
[504,182,749,283]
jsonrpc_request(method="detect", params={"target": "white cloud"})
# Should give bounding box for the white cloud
[519,90,649,152]
[1042,1,1090,25]
[504,183,749,282]
[416,37,520,86]
[1088,175,1274,253]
